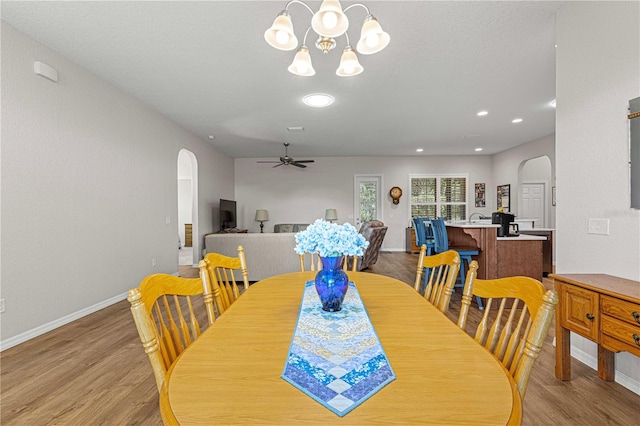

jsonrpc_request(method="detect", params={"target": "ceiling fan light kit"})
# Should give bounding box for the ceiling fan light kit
[264,0,390,77]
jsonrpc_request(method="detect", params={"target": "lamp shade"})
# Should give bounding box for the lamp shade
[325,208,338,221]
[264,11,298,51]
[288,46,316,76]
[311,0,349,37]
[356,16,390,55]
[336,46,363,77]
[255,209,269,222]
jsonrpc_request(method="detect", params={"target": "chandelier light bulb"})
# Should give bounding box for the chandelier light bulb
[356,16,390,55]
[336,46,363,77]
[264,11,298,50]
[275,30,290,45]
[322,11,338,29]
[312,0,349,37]
[288,46,315,77]
[366,33,379,48]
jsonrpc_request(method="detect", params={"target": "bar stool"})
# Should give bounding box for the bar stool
[428,218,483,309]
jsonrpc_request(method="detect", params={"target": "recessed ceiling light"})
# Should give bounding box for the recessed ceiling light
[287,126,305,132]
[416,148,424,152]
[549,99,556,108]
[208,135,215,140]
[475,147,483,152]
[477,111,488,116]
[303,93,334,108]
[512,118,523,123]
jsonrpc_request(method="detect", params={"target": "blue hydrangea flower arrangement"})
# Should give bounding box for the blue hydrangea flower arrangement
[294,219,369,258]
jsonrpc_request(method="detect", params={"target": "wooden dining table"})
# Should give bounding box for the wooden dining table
[160,271,522,425]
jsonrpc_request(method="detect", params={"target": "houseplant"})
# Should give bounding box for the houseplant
[294,219,369,311]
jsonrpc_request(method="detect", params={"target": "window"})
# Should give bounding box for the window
[410,175,468,220]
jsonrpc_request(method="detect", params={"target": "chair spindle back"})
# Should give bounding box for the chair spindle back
[128,274,212,391]
[457,261,558,399]
[199,246,249,319]
[414,246,460,312]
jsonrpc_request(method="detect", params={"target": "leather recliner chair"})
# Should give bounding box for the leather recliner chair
[355,220,388,271]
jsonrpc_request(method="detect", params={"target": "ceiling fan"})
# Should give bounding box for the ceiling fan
[257,143,315,168]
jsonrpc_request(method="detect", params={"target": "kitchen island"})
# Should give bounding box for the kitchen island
[446,221,546,280]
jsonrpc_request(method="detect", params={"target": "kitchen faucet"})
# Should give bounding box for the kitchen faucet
[468,212,487,221]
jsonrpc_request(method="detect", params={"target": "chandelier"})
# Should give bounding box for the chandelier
[264,0,390,77]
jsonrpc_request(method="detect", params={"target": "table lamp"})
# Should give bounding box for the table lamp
[255,209,269,233]
[325,208,338,223]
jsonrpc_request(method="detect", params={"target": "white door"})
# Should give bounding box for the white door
[521,183,545,227]
[354,175,382,228]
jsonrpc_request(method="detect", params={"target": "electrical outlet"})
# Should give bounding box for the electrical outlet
[588,218,609,235]
[152,258,157,267]
[165,216,171,225]
[0,299,5,313]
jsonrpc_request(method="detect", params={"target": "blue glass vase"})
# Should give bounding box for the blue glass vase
[315,256,349,312]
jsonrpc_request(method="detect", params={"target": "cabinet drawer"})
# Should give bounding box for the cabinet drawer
[601,315,640,357]
[560,284,599,340]
[601,295,640,327]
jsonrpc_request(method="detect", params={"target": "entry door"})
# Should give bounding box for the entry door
[354,175,382,228]
[521,183,545,227]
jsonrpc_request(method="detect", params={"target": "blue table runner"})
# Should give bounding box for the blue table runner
[282,280,396,416]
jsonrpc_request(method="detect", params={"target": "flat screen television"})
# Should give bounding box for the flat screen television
[219,199,237,230]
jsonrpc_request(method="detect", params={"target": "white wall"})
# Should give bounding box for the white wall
[556,1,640,393]
[493,133,556,228]
[0,23,234,347]
[235,155,495,250]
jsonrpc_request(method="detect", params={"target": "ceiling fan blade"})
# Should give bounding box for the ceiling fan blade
[257,161,281,163]
[293,160,314,163]
[273,163,285,168]
[291,162,307,168]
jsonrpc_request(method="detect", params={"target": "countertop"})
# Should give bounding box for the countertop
[497,234,547,241]
[446,221,500,228]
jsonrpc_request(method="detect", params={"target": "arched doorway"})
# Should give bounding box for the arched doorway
[177,149,199,268]
[518,155,552,228]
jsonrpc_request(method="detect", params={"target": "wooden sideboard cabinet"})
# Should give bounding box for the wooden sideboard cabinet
[551,274,640,381]
[405,227,420,254]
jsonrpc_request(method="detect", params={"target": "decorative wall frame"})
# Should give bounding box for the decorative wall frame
[475,183,486,207]
[497,184,511,211]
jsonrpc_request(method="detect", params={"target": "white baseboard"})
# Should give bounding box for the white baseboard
[571,346,640,395]
[0,291,128,352]
[561,338,640,395]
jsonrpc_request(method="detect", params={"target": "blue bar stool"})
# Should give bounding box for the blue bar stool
[428,218,484,309]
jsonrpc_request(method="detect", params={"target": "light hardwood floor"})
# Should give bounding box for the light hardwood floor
[1,252,639,425]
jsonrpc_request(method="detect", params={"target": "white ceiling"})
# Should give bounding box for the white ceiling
[1,1,563,159]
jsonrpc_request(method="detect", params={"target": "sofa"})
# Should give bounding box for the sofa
[203,232,300,281]
[273,223,309,233]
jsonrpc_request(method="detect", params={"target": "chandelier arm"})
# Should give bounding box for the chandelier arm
[302,26,312,45]
[344,32,351,46]
[343,3,371,16]
[285,0,315,16]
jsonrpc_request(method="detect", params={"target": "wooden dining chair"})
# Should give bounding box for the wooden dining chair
[429,218,483,309]
[343,255,359,272]
[299,254,359,272]
[457,261,558,399]
[413,246,460,313]
[299,252,322,272]
[128,273,213,392]
[199,245,249,319]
